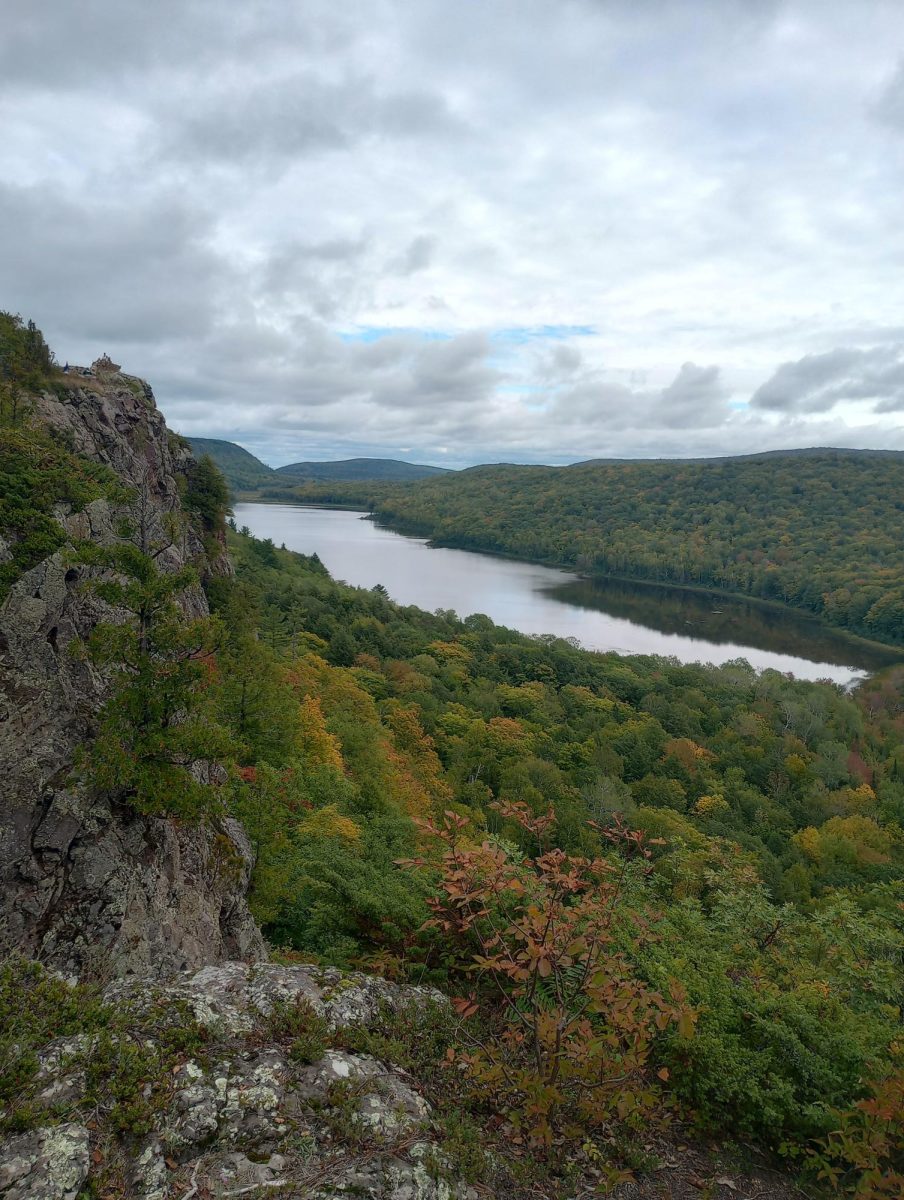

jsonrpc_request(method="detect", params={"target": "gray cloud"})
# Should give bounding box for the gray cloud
[875,60,904,131]
[751,346,904,413]
[0,1,356,93]
[395,236,436,276]
[162,75,462,168]
[658,363,728,428]
[0,183,229,341]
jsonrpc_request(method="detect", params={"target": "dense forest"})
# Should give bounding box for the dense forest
[81,483,904,1191]
[3,316,903,1196]
[370,456,904,645]
[253,451,904,648]
[206,522,904,1191]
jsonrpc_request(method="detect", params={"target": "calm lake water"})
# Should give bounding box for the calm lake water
[233,503,902,685]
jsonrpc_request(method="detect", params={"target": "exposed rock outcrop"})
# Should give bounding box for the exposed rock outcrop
[0,962,477,1200]
[0,369,263,978]
[0,1124,90,1200]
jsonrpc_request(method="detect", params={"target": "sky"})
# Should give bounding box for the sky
[2,0,904,469]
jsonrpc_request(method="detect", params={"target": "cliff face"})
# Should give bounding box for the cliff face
[0,368,264,978]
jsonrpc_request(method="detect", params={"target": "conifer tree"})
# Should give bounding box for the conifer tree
[75,484,232,817]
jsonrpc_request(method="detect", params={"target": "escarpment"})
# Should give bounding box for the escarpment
[0,366,264,979]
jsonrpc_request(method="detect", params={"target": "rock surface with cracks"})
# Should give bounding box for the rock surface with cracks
[0,961,477,1200]
[0,369,263,979]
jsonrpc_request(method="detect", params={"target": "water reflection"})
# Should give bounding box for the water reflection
[545,577,901,676]
[233,503,902,685]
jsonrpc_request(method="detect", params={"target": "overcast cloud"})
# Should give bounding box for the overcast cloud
[2,0,904,466]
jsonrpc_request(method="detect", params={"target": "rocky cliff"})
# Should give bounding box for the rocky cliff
[0,367,263,979]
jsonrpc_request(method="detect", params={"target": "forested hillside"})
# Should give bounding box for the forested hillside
[336,452,904,647]
[185,438,454,494]
[187,437,276,491]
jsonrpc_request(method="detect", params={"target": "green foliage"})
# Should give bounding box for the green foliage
[0,958,205,1138]
[808,1063,904,1198]
[187,437,276,492]
[217,523,904,1183]
[0,311,55,412]
[255,996,330,1065]
[0,958,106,1131]
[336,996,459,1087]
[0,425,121,600]
[351,451,904,645]
[8,388,898,1187]
[216,634,301,765]
[75,538,233,817]
[183,452,230,535]
[632,879,904,1148]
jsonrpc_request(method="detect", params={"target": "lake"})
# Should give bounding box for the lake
[233,503,902,685]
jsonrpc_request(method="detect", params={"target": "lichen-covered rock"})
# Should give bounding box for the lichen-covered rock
[105,961,444,1038]
[310,1142,477,1200]
[6,962,476,1200]
[0,371,263,979]
[0,1124,90,1200]
[294,1048,384,1099]
[355,1073,432,1141]
[130,1139,168,1200]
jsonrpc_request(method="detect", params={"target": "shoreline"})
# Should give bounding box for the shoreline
[232,496,904,667]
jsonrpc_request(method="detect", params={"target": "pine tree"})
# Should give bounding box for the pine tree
[75,533,232,818]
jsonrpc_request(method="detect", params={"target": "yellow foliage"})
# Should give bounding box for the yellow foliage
[694,793,729,816]
[297,804,361,844]
[383,702,453,816]
[561,684,614,714]
[297,695,344,772]
[785,754,810,780]
[794,815,893,867]
[845,783,877,812]
[427,640,473,665]
[486,716,533,754]
[794,826,823,862]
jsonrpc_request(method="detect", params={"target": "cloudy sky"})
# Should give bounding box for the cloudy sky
[3,0,904,467]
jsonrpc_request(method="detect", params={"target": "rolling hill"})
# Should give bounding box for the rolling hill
[276,457,453,482]
[188,438,276,491]
[188,441,454,492]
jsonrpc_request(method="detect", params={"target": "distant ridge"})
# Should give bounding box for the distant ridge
[189,439,904,495]
[187,440,455,492]
[276,457,453,482]
[187,438,275,491]
[572,446,904,467]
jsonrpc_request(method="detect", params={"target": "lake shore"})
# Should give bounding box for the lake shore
[232,501,898,683]
[237,496,903,669]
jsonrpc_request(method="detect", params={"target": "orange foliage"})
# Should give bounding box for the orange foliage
[663,737,715,773]
[402,803,695,1157]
